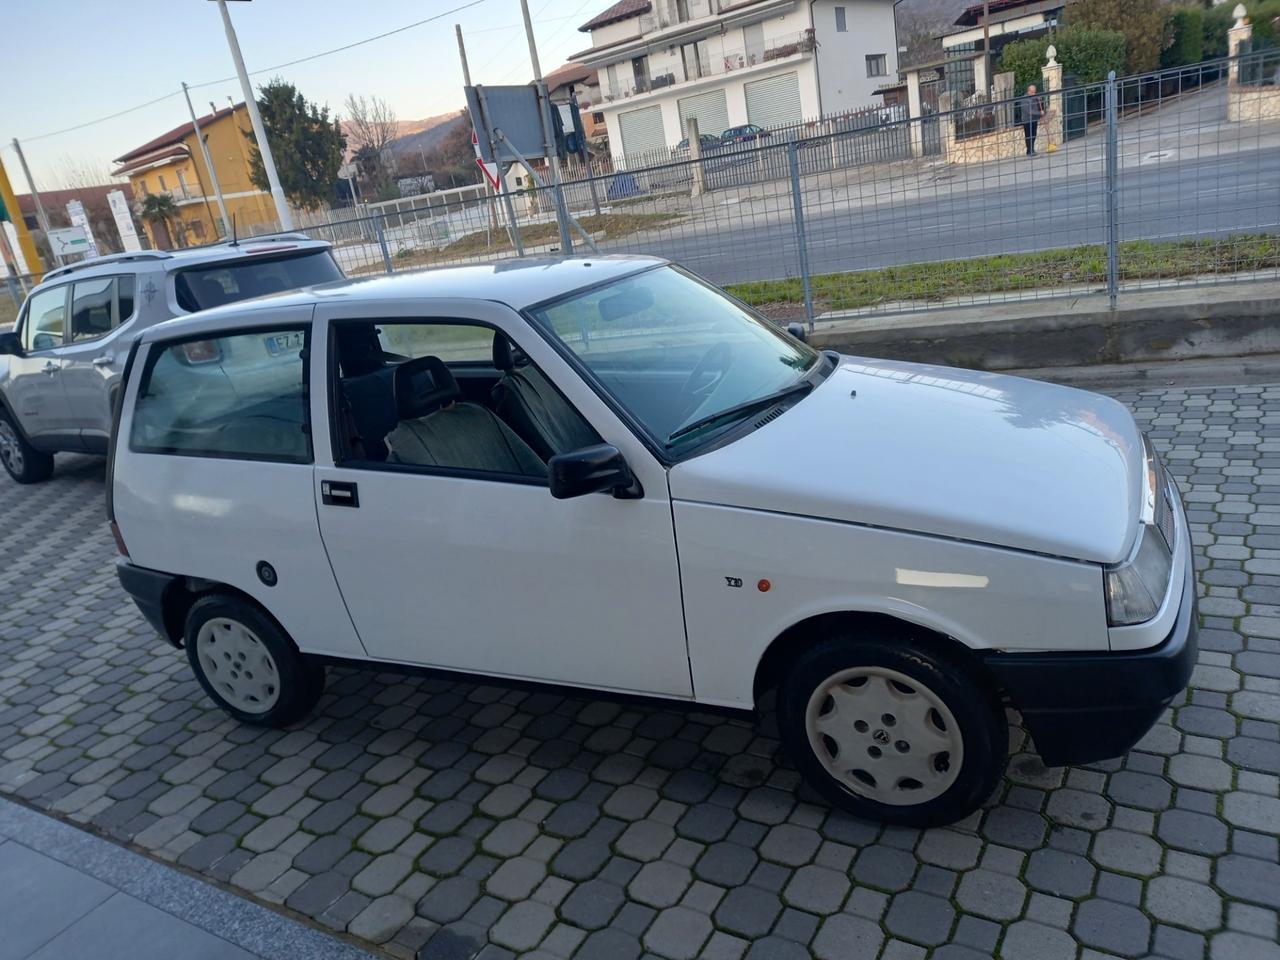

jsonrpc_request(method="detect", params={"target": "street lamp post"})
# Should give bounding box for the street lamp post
[212,0,293,231]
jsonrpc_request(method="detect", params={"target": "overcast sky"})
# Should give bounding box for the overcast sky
[3,0,605,191]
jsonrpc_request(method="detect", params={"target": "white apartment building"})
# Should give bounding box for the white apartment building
[572,0,899,159]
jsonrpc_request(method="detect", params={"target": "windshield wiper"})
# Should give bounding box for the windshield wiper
[666,381,814,446]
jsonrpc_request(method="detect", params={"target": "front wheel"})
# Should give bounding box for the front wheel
[184,594,325,727]
[777,627,1007,827]
[0,411,54,484]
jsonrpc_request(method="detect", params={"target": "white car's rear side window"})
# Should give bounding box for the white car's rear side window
[130,327,310,463]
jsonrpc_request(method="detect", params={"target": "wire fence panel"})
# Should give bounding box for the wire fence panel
[265,53,1279,326]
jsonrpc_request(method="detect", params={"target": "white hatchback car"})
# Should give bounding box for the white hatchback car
[110,257,1196,826]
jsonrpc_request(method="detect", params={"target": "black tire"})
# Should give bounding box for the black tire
[184,593,325,727]
[0,409,54,484]
[777,625,1007,827]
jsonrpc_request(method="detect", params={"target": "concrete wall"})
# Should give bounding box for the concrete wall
[812,0,898,111]
[1229,85,1280,123]
[589,18,641,50]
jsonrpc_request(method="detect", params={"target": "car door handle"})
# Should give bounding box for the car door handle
[321,480,359,508]
[92,355,114,367]
[42,361,58,375]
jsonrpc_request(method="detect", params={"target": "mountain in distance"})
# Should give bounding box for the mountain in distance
[386,112,470,159]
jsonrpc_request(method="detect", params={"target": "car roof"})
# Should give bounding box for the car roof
[36,235,333,286]
[138,255,668,343]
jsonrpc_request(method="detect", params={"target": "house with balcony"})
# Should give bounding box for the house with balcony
[112,102,276,249]
[572,0,899,159]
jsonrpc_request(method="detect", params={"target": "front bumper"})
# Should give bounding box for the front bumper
[980,557,1197,766]
[117,559,182,648]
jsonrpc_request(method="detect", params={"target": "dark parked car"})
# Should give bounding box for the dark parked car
[674,133,723,159]
[720,124,771,144]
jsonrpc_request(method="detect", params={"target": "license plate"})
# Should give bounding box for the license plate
[264,331,305,356]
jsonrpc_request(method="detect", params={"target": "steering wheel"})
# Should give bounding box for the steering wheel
[680,341,734,412]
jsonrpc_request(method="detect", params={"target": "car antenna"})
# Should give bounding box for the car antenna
[229,213,238,246]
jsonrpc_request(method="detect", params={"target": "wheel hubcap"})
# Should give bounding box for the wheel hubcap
[804,666,963,806]
[0,421,24,474]
[195,618,280,713]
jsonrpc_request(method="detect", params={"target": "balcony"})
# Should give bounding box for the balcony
[601,29,815,103]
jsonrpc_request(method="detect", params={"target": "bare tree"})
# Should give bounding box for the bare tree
[343,94,399,155]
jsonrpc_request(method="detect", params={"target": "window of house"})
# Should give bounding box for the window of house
[21,286,67,352]
[866,54,888,77]
[158,174,167,191]
[139,180,151,196]
[835,6,847,32]
[632,55,650,92]
[592,112,604,123]
[176,169,189,198]
[70,277,115,342]
[607,64,620,98]
[131,327,311,463]
[744,23,765,63]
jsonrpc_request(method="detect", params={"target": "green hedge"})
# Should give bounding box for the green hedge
[996,26,1127,91]
[1163,6,1204,68]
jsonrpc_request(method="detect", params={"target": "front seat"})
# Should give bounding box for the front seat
[491,334,599,460]
[386,356,546,478]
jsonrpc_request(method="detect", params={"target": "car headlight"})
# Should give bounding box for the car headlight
[1105,524,1173,625]
[1106,437,1175,626]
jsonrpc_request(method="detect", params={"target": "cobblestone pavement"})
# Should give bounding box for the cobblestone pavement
[2,383,1280,960]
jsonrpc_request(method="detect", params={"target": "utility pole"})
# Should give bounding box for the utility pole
[182,82,231,237]
[11,139,60,266]
[213,0,293,230]
[982,1,992,96]
[519,0,573,254]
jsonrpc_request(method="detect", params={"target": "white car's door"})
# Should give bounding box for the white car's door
[311,302,693,699]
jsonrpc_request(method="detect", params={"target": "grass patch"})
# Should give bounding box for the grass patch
[357,211,684,274]
[726,235,1280,317]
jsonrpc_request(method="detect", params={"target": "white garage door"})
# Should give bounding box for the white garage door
[745,72,803,130]
[618,105,667,160]
[678,89,730,141]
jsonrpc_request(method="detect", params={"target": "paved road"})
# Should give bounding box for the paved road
[2,383,1280,960]
[598,146,1280,287]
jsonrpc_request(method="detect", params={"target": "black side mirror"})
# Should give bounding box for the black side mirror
[786,322,808,343]
[548,443,642,500]
[0,331,21,356]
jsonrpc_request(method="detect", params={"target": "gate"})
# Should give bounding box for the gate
[920,77,943,156]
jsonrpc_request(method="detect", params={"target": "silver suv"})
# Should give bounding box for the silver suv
[0,236,342,483]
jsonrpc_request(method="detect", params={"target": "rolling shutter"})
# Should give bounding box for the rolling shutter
[678,89,730,140]
[745,72,803,130]
[618,105,667,159]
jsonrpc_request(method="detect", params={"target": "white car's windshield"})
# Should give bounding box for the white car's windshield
[528,265,819,449]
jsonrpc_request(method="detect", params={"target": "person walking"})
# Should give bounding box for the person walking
[1020,84,1046,155]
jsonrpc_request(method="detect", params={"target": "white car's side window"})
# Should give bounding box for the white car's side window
[131,327,311,463]
[331,320,599,479]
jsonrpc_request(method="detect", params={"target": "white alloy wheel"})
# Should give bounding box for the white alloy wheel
[195,617,281,713]
[0,419,24,475]
[805,665,964,806]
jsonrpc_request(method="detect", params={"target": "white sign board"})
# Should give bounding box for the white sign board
[2,222,30,275]
[107,189,142,252]
[47,225,92,259]
[65,200,101,259]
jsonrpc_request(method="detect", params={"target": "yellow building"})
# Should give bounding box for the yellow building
[112,102,278,249]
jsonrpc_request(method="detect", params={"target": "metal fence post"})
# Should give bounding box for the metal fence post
[1104,70,1119,310]
[787,137,815,332]
[375,213,394,274]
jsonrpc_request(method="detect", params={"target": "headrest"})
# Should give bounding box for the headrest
[492,333,515,371]
[393,356,460,419]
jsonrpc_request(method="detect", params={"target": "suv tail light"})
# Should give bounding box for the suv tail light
[181,340,222,364]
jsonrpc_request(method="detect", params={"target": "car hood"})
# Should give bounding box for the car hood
[668,356,1145,564]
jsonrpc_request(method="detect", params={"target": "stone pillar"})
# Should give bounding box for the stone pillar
[1228,4,1251,84]
[906,68,925,157]
[686,116,705,197]
[993,71,1015,129]
[938,91,955,162]
[1040,46,1064,149]
[974,54,990,99]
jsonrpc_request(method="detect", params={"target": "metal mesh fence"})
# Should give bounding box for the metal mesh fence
[268,53,1279,326]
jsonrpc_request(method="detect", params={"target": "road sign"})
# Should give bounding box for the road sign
[476,158,502,191]
[107,190,142,252]
[47,226,91,259]
[65,200,101,259]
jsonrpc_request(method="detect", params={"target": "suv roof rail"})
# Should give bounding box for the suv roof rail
[242,232,315,243]
[42,250,173,282]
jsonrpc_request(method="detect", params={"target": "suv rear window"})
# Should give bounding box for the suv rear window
[173,251,342,311]
[130,327,311,463]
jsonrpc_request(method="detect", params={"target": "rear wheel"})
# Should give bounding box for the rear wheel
[184,594,325,727]
[0,411,54,484]
[777,626,1007,827]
